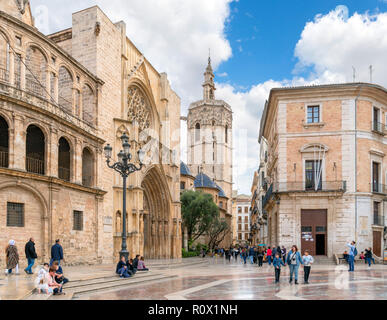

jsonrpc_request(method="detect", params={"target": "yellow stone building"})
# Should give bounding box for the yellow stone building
[259,83,387,258]
[0,1,182,267]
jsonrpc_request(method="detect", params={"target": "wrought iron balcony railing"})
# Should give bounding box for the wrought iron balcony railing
[371,183,387,195]
[58,167,71,182]
[26,157,45,175]
[0,68,9,83]
[262,181,346,209]
[0,151,9,168]
[273,181,346,193]
[373,215,385,226]
[371,121,386,135]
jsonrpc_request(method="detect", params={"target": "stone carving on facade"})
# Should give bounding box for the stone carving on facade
[188,106,232,129]
[127,86,151,131]
[15,0,29,14]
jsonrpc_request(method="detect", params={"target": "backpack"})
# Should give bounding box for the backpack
[353,247,358,257]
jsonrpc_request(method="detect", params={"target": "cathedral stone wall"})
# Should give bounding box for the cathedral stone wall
[0,2,181,266]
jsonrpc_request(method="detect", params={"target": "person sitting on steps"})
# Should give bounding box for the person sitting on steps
[116,256,132,278]
[137,256,149,271]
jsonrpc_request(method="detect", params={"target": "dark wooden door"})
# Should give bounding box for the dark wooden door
[373,231,382,257]
[301,209,327,256]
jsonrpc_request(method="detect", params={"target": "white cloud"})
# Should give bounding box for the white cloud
[295,5,387,86]
[31,0,233,108]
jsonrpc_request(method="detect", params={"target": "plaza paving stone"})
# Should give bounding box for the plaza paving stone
[80,258,387,300]
[0,257,386,300]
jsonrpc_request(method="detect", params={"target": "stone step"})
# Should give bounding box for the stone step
[64,272,157,289]
[67,274,177,299]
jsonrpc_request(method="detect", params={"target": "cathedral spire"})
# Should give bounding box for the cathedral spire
[203,51,216,100]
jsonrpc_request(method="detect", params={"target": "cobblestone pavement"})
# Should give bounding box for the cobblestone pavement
[1,257,386,300]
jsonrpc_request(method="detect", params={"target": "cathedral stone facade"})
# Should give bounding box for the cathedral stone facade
[0,1,182,267]
[186,58,234,247]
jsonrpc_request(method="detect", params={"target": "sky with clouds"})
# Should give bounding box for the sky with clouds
[30,0,387,195]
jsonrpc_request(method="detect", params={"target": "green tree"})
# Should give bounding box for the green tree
[207,217,230,251]
[181,190,219,249]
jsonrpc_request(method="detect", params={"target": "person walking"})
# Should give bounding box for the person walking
[266,247,272,266]
[281,246,287,264]
[257,248,264,267]
[302,250,314,284]
[24,238,38,274]
[249,246,255,264]
[5,240,19,274]
[365,248,373,268]
[346,241,357,272]
[50,239,64,266]
[286,245,303,284]
[273,252,285,283]
[241,247,247,264]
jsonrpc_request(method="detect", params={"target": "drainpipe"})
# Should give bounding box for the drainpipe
[354,85,364,243]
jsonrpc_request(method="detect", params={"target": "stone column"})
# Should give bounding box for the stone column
[45,70,51,100]
[53,72,58,103]
[20,54,26,90]
[74,139,83,184]
[12,114,25,170]
[49,127,58,177]
[9,52,14,85]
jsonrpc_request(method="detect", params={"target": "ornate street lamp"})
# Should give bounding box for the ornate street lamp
[103,132,146,261]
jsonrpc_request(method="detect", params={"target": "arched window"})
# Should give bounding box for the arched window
[58,137,71,181]
[82,147,94,187]
[225,125,228,143]
[82,84,96,126]
[26,125,45,175]
[58,66,73,113]
[0,32,10,83]
[0,116,9,168]
[195,123,200,142]
[25,46,47,98]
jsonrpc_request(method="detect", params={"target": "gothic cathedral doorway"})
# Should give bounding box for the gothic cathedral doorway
[141,167,172,259]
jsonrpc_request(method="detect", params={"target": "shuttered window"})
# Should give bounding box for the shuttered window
[7,202,24,227]
[73,210,83,231]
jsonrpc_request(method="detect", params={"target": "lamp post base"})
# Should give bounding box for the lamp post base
[119,250,129,262]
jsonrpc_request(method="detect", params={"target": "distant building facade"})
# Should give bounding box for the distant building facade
[259,83,387,258]
[233,194,251,245]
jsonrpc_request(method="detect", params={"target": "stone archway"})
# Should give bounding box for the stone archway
[141,166,172,259]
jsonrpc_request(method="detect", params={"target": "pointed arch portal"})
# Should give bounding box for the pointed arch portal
[141,167,172,259]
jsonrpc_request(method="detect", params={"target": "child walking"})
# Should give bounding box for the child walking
[302,250,314,284]
[273,253,285,283]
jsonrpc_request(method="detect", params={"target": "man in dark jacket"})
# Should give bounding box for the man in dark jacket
[24,238,38,274]
[50,239,64,266]
[133,255,140,269]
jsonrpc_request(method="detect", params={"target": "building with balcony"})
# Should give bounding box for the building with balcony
[250,136,269,246]
[0,1,182,266]
[232,194,251,245]
[259,83,386,258]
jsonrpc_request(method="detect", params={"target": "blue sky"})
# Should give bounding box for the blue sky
[218,0,387,90]
[30,0,387,194]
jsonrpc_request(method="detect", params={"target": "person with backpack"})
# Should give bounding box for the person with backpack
[346,241,357,272]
